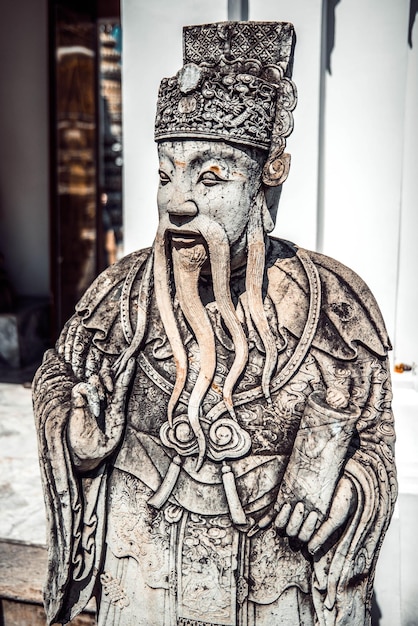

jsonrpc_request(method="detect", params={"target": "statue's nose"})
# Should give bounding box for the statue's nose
[167,199,198,217]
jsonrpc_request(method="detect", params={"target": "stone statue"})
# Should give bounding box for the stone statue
[33,22,397,626]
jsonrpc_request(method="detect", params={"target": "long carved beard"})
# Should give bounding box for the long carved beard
[153,195,275,468]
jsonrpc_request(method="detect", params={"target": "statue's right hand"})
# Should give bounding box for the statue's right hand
[68,357,136,471]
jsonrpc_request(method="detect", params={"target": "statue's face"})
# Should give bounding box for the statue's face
[157,140,264,260]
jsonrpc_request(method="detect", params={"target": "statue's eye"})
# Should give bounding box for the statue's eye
[199,171,224,187]
[159,170,171,185]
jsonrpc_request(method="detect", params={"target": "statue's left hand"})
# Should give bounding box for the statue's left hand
[67,357,136,471]
[274,475,356,553]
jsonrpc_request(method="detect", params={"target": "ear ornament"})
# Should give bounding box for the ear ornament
[262,152,291,187]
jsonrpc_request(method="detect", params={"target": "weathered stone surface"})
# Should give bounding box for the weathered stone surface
[33,21,396,626]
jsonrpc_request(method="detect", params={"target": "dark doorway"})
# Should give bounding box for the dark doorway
[49,0,123,337]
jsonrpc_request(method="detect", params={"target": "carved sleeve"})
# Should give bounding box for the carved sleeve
[312,350,397,620]
[33,316,109,624]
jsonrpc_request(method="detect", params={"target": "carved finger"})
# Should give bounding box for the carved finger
[89,374,106,402]
[57,317,73,356]
[286,501,305,537]
[72,382,88,407]
[298,510,319,542]
[85,346,100,379]
[72,380,101,418]
[308,477,355,555]
[64,317,79,363]
[326,387,348,409]
[100,357,114,393]
[111,357,136,412]
[274,502,292,529]
[72,324,90,379]
[101,359,136,449]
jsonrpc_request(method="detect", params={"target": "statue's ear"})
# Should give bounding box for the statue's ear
[262,152,291,187]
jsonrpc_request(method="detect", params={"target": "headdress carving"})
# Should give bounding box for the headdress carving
[154,21,297,184]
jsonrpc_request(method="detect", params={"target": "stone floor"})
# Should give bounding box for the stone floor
[0,381,46,545]
[0,371,417,624]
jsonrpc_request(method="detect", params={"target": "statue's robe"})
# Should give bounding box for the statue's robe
[33,237,397,626]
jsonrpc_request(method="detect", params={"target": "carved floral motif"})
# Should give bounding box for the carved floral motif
[100,572,130,609]
[180,514,238,623]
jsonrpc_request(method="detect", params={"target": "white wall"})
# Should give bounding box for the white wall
[321,0,410,343]
[0,0,49,297]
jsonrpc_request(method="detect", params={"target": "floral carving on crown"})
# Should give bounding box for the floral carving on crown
[155,70,278,149]
[154,21,297,153]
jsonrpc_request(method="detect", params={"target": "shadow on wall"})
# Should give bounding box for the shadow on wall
[325,0,341,74]
[409,0,418,47]
[371,591,382,625]
[326,0,417,72]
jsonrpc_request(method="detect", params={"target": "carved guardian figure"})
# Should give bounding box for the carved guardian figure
[33,22,397,626]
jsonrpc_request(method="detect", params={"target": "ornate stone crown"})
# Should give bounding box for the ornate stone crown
[154,21,297,154]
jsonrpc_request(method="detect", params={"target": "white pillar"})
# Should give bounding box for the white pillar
[394,16,418,365]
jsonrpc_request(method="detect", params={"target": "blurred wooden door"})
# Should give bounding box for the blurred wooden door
[49,0,122,336]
